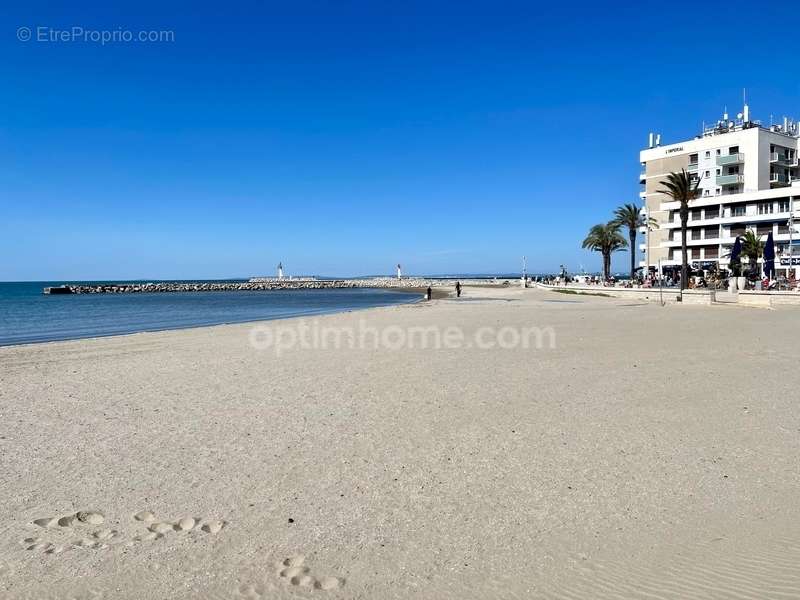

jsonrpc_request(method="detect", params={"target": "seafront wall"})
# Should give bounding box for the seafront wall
[537,283,800,307]
[47,278,495,294]
[738,290,800,307]
[534,283,683,303]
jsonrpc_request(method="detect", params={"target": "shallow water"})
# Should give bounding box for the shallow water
[0,281,418,345]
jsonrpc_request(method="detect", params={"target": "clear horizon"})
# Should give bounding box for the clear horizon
[2,269,600,283]
[3,0,798,280]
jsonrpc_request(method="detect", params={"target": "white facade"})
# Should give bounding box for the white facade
[639,107,800,277]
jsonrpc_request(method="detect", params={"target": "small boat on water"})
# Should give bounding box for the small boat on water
[43,285,73,295]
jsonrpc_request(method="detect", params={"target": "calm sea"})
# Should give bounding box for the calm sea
[0,281,420,346]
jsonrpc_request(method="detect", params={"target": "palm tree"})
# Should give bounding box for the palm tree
[657,170,700,289]
[612,203,659,280]
[582,222,628,281]
[741,229,764,279]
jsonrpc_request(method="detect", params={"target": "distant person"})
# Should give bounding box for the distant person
[426,286,432,301]
[455,281,462,298]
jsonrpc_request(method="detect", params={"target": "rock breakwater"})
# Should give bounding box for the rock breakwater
[43,278,493,294]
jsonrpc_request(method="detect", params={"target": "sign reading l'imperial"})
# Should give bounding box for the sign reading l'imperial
[665,146,684,154]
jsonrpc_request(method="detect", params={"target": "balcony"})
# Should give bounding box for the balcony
[717,174,743,186]
[686,162,699,172]
[770,152,798,166]
[716,153,744,166]
[771,173,791,187]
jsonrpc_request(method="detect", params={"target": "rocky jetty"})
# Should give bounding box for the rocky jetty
[44,278,490,295]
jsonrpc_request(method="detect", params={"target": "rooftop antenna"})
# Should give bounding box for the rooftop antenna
[743,88,749,122]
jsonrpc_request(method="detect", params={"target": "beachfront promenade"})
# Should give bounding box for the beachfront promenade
[2,285,799,599]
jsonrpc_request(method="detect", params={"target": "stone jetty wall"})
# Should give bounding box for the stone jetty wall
[51,278,497,294]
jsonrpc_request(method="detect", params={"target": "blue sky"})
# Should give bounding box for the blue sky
[2,1,799,280]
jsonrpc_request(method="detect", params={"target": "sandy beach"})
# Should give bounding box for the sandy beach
[2,285,800,599]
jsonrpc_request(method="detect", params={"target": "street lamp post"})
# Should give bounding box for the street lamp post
[645,206,650,276]
[522,255,527,288]
[789,196,795,280]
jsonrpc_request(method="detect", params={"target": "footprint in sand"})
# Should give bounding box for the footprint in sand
[134,510,156,523]
[201,520,226,534]
[33,510,105,530]
[136,512,222,535]
[149,522,176,534]
[276,554,345,591]
[28,510,112,553]
[92,529,119,541]
[73,538,108,550]
[233,582,272,599]
[21,537,69,554]
[23,509,228,555]
[228,555,345,598]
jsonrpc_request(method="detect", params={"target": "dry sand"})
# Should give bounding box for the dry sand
[1,286,800,599]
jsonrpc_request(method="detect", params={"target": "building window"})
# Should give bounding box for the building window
[704,171,710,178]
[779,223,790,234]
[692,229,702,240]
[689,153,698,164]
[705,227,718,239]
[729,146,739,154]
[757,224,772,236]
[706,207,719,219]
[716,168,721,175]
[716,149,721,156]
[715,188,721,196]
[692,248,701,259]
[732,206,746,217]
[757,202,774,215]
[705,246,719,258]
[778,200,790,212]
[692,209,702,220]
[705,151,711,158]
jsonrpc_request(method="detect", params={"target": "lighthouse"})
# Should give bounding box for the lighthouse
[277,262,284,280]
[396,263,402,280]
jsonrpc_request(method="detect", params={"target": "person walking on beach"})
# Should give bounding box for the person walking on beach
[455,281,462,298]
[426,286,432,301]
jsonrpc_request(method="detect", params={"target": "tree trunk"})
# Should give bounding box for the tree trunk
[680,213,689,290]
[629,229,636,280]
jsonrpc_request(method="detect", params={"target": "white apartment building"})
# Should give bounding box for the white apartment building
[639,104,800,278]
